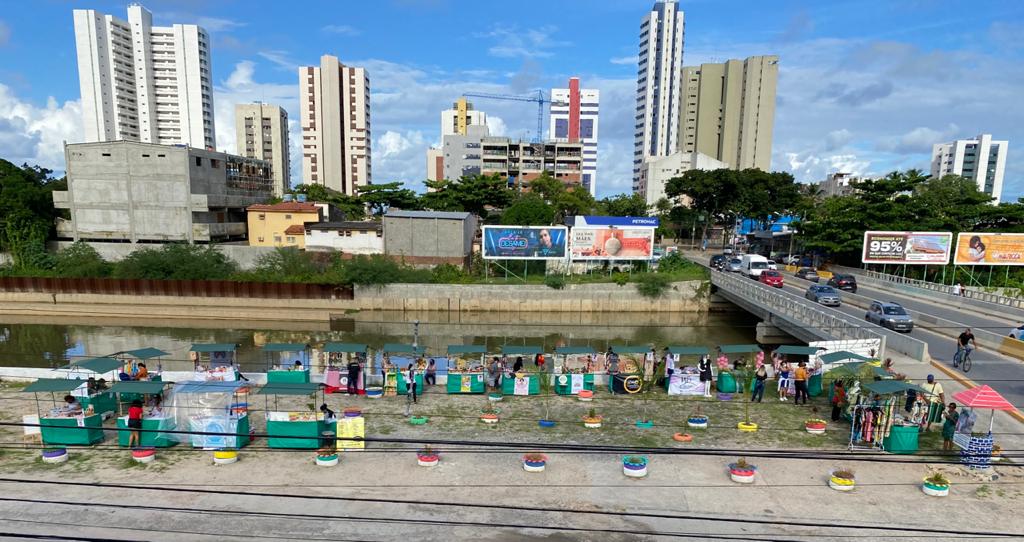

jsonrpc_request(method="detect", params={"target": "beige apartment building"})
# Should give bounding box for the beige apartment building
[679,55,778,171]
[235,103,290,197]
[299,54,370,195]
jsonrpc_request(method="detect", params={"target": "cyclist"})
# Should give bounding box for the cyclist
[954,328,977,365]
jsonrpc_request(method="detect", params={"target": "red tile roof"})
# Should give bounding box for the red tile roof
[247,202,320,213]
[284,224,306,235]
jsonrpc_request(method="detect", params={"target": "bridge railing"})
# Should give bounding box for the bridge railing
[830,264,1024,313]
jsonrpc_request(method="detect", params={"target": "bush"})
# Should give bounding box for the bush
[656,252,692,274]
[112,244,237,280]
[544,274,566,290]
[340,255,431,286]
[431,263,467,283]
[634,273,673,298]
[248,247,322,282]
[612,272,629,286]
[54,241,111,278]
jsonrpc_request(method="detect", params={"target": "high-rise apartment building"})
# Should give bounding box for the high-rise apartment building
[679,55,778,171]
[638,151,728,206]
[73,4,215,148]
[235,103,290,197]
[441,98,487,137]
[931,134,1008,203]
[551,78,600,196]
[633,0,685,191]
[299,54,371,195]
[426,147,444,183]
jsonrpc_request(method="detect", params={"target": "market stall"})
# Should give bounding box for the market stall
[382,343,426,396]
[167,380,251,449]
[263,343,311,383]
[666,346,709,396]
[606,345,647,395]
[774,345,825,396]
[501,345,544,396]
[321,343,368,394]
[110,380,176,447]
[716,344,763,394]
[554,346,596,395]
[58,356,122,417]
[952,385,1014,469]
[446,345,486,394]
[258,382,331,449]
[111,347,170,385]
[847,380,927,453]
[190,343,240,381]
[22,378,106,446]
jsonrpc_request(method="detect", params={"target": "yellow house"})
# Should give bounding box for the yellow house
[246,202,322,248]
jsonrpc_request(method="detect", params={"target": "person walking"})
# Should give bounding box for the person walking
[424,359,437,387]
[942,403,959,451]
[750,365,768,403]
[923,375,945,431]
[405,363,418,404]
[831,381,846,421]
[127,399,144,448]
[793,361,810,405]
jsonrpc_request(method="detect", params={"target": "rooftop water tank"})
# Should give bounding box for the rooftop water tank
[296,194,307,203]
[282,194,294,202]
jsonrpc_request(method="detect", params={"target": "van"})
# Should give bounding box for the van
[741,254,770,279]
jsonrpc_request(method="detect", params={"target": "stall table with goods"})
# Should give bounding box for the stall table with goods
[446,345,487,394]
[952,385,1015,469]
[501,345,544,396]
[848,380,927,453]
[716,344,763,394]
[774,345,825,396]
[263,343,311,383]
[382,343,426,396]
[190,343,240,382]
[321,343,368,394]
[168,380,251,449]
[110,380,176,447]
[553,346,596,395]
[58,356,122,417]
[111,347,170,389]
[22,378,106,446]
[666,346,709,396]
[258,382,332,449]
[606,345,649,395]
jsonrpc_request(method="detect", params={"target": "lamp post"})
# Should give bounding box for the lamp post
[412,320,420,350]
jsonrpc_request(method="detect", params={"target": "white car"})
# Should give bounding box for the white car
[1010,324,1024,340]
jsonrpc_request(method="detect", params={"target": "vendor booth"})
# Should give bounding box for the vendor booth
[322,343,368,394]
[554,346,596,395]
[59,356,122,417]
[110,380,176,447]
[258,382,332,448]
[716,344,762,394]
[606,345,647,395]
[846,380,927,453]
[501,345,543,395]
[190,343,240,381]
[774,345,825,396]
[263,343,311,383]
[446,345,486,394]
[22,378,106,445]
[167,380,251,449]
[111,347,169,383]
[382,343,426,396]
[952,385,1014,469]
[666,346,709,396]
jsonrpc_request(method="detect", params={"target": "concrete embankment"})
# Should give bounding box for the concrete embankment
[0,280,708,322]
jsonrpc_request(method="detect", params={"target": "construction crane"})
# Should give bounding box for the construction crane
[462,90,568,142]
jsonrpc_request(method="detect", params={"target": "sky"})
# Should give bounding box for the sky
[0,0,1022,200]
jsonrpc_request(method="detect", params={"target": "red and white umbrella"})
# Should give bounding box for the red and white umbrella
[952,385,1017,432]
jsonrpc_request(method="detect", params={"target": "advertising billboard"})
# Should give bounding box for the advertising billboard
[954,233,1024,266]
[861,231,953,264]
[570,227,655,260]
[573,216,660,227]
[481,226,568,260]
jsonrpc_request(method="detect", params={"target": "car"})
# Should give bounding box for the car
[709,254,727,270]
[652,247,665,260]
[766,260,778,270]
[828,274,858,293]
[865,301,914,332]
[795,268,820,283]
[726,258,743,272]
[759,270,784,288]
[784,255,802,266]
[1010,324,1024,340]
[805,285,841,306]
[723,247,734,256]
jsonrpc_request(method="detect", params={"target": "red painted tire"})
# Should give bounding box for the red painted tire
[131,449,156,458]
[673,433,693,442]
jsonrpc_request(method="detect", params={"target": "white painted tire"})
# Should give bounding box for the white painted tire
[578,396,593,402]
[806,427,826,435]
[133,454,156,464]
[828,479,855,491]
[623,465,647,478]
[316,456,339,467]
[42,453,68,464]
[213,456,238,465]
[480,417,499,424]
[687,421,708,429]
[417,458,439,467]
[922,485,949,497]
[584,421,602,428]
[488,396,503,402]
[523,463,545,472]
[730,472,755,484]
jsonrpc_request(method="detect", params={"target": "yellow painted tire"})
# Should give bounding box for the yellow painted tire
[213,450,237,459]
[737,422,758,432]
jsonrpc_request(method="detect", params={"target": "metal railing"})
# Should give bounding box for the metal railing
[831,265,1024,311]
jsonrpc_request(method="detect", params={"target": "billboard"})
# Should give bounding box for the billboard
[573,216,660,227]
[954,233,1024,266]
[570,227,655,260]
[482,226,568,260]
[861,231,953,264]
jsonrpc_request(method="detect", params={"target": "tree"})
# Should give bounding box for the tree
[665,169,741,243]
[501,193,555,226]
[357,182,421,216]
[291,184,366,221]
[599,193,649,217]
[0,160,63,268]
[421,174,513,218]
[54,241,111,278]
[112,244,237,280]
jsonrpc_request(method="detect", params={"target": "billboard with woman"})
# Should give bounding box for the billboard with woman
[954,233,1024,265]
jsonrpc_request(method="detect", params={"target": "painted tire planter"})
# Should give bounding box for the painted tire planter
[578,390,594,402]
[687,416,709,429]
[409,416,428,425]
[805,420,827,435]
[828,473,856,492]
[315,454,340,467]
[488,393,503,402]
[480,413,500,424]
[583,416,603,429]
[672,432,693,442]
[41,448,68,464]
[213,450,238,465]
[922,478,950,497]
[728,463,757,484]
[131,448,156,464]
[737,422,758,432]
[365,387,383,399]
[622,456,648,478]
[717,393,733,401]
[636,420,654,429]
[343,408,362,418]
[538,420,556,428]
[417,453,439,467]
[523,454,547,472]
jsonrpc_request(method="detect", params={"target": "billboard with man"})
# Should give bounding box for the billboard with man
[954,233,1024,266]
[861,231,952,264]
[482,226,568,260]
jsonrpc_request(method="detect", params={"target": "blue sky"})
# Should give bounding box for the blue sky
[1,0,1022,200]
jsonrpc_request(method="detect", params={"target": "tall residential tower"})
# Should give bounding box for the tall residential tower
[633,0,685,191]
[73,4,215,148]
[931,134,1008,203]
[551,77,599,196]
[300,54,371,195]
[441,98,488,136]
[235,103,290,197]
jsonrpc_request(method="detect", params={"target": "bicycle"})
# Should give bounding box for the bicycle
[953,346,973,373]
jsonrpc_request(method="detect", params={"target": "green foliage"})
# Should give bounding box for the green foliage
[0,161,63,268]
[612,272,629,286]
[112,244,237,280]
[599,193,649,217]
[357,182,422,216]
[655,252,693,274]
[501,193,555,225]
[290,184,366,221]
[544,274,566,290]
[634,273,672,298]
[421,174,512,218]
[431,263,467,283]
[54,241,111,278]
[340,254,431,286]
[247,247,324,282]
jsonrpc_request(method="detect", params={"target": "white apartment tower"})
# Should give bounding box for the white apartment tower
[550,77,600,196]
[931,134,1008,203]
[441,97,488,137]
[235,103,290,197]
[73,4,215,148]
[633,0,685,192]
[300,54,371,195]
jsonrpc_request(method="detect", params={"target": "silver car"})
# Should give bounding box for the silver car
[726,258,743,272]
[865,301,914,332]
[805,285,841,306]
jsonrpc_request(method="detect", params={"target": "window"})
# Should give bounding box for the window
[273,235,282,243]
[287,236,296,243]
[210,159,220,169]
[258,214,265,221]
[376,231,382,238]
[345,231,352,236]
[284,214,292,219]
[102,153,111,157]
[257,237,264,243]
[195,157,202,166]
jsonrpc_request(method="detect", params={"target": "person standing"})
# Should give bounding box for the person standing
[127,399,144,448]
[958,282,966,297]
[923,374,945,431]
[346,358,361,395]
[486,357,500,390]
[698,355,713,398]
[425,359,437,387]
[951,283,961,296]
[831,381,846,421]
[793,361,809,405]
[751,365,768,403]
[513,356,524,373]
[777,361,791,402]
[942,403,959,451]
[405,363,418,404]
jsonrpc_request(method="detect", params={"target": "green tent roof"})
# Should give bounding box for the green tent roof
[501,345,543,355]
[190,343,236,353]
[322,342,367,353]
[109,380,168,394]
[383,343,425,354]
[863,380,928,396]
[608,345,651,354]
[257,382,324,396]
[116,348,170,359]
[262,343,309,352]
[820,351,872,364]
[668,346,710,356]
[63,356,122,374]
[825,361,888,379]
[447,345,487,355]
[775,345,823,356]
[555,346,595,355]
[23,378,87,393]
[719,344,762,354]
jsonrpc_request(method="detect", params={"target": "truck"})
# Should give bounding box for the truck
[741,254,770,279]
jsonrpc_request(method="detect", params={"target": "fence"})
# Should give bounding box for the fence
[0,277,353,300]
[829,264,1024,313]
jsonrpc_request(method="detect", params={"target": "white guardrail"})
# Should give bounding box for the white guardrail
[831,265,1024,312]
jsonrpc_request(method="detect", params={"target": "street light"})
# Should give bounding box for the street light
[412,320,420,350]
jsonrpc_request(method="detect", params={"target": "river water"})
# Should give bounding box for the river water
[0,310,757,373]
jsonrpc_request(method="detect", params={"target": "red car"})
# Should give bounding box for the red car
[759,270,784,288]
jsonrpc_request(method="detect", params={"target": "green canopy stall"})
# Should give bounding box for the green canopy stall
[774,345,826,396]
[716,344,763,394]
[606,345,649,395]
[112,347,170,380]
[258,382,331,448]
[859,380,929,454]
[501,345,543,395]
[382,343,426,396]
[110,380,176,447]
[263,343,311,383]
[665,346,709,396]
[446,345,487,394]
[554,346,596,395]
[23,378,106,445]
[59,356,122,416]
[322,343,368,393]
[190,343,239,381]
[168,380,251,449]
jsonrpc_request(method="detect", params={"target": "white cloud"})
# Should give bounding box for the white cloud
[322,24,360,36]
[476,25,569,58]
[609,55,638,65]
[824,129,853,151]
[485,116,507,137]
[375,130,429,190]
[258,50,298,71]
[196,17,246,32]
[875,124,959,155]
[0,84,82,172]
